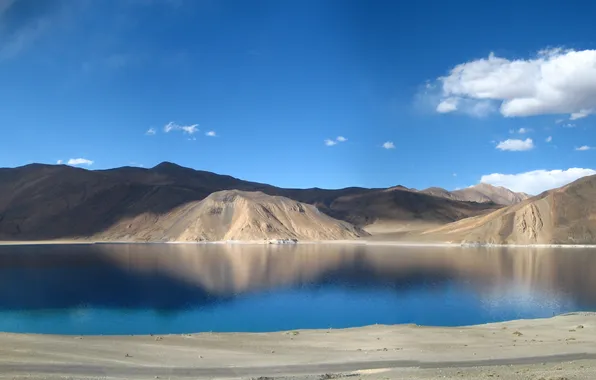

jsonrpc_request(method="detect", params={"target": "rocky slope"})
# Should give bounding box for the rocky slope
[0,162,498,240]
[420,183,529,206]
[426,174,596,244]
[98,190,367,241]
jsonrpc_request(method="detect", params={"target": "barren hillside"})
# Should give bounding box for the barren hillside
[452,183,530,205]
[420,183,529,206]
[425,174,596,244]
[98,190,367,241]
[0,163,498,240]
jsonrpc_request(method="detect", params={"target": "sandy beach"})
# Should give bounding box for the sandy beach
[0,313,594,379]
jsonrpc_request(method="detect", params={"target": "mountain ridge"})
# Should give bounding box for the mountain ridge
[425,174,596,244]
[0,162,508,241]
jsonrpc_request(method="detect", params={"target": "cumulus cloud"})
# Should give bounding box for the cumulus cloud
[324,139,337,146]
[480,168,596,195]
[433,49,596,119]
[575,145,592,151]
[66,158,94,166]
[382,141,395,149]
[205,131,216,137]
[56,159,63,164]
[336,136,347,142]
[545,136,552,143]
[164,121,199,134]
[145,127,156,135]
[495,138,534,151]
[517,128,531,134]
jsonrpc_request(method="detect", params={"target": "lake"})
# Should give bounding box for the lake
[0,243,594,335]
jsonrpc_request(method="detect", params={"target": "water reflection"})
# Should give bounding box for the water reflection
[0,243,594,334]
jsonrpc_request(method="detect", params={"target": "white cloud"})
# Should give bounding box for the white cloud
[570,109,592,120]
[206,131,216,137]
[336,136,347,142]
[575,145,592,151]
[56,159,63,164]
[324,139,337,146]
[436,98,459,113]
[67,158,94,166]
[495,138,534,151]
[453,173,457,177]
[382,141,395,149]
[434,49,596,119]
[562,123,576,128]
[480,168,596,195]
[145,127,156,135]
[517,127,531,134]
[545,136,552,143]
[164,121,199,134]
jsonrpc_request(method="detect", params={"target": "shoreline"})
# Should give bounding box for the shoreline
[3,239,596,248]
[1,313,595,379]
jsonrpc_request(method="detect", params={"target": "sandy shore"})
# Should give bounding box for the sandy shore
[0,313,595,379]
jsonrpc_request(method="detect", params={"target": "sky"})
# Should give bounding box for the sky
[1,0,595,194]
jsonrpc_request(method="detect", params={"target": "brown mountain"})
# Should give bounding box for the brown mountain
[0,162,497,241]
[426,174,596,244]
[420,183,529,206]
[98,190,367,241]
[452,183,530,205]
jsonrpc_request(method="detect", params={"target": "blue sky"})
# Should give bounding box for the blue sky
[1,0,595,193]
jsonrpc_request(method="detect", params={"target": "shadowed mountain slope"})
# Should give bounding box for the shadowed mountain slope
[0,162,498,240]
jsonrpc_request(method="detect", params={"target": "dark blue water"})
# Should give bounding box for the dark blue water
[0,243,594,335]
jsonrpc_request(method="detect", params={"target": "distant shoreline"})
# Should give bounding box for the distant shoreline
[2,239,596,248]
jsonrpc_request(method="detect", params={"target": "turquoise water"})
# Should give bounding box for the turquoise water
[0,243,594,335]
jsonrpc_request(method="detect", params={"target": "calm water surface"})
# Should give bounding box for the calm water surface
[0,243,595,335]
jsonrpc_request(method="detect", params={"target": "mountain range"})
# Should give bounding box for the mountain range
[1,162,592,244]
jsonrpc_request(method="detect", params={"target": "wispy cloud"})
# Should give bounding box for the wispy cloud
[545,136,552,143]
[382,141,395,149]
[145,127,156,135]
[324,136,347,146]
[64,158,94,166]
[562,123,576,128]
[496,138,534,151]
[164,121,199,134]
[575,145,593,151]
[205,131,216,137]
[0,0,76,61]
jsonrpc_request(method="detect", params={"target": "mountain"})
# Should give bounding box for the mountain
[453,183,530,205]
[327,187,500,233]
[419,183,529,206]
[426,174,596,244]
[97,190,367,241]
[0,162,498,241]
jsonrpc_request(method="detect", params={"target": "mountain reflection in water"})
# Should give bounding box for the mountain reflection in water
[0,243,594,334]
